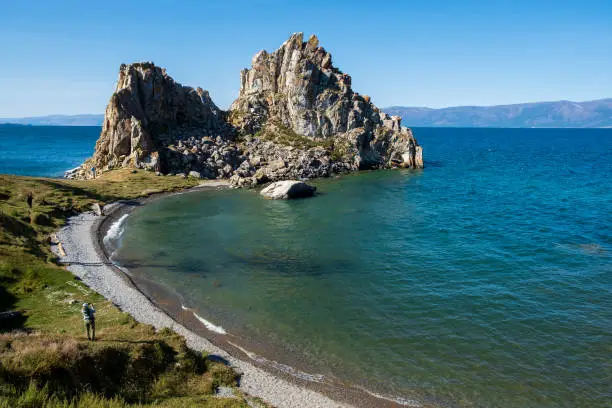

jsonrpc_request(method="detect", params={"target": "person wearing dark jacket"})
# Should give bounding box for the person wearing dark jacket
[82,303,96,341]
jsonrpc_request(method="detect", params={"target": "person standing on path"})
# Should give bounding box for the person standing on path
[91,166,96,179]
[82,303,96,341]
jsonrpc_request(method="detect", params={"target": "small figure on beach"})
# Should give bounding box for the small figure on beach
[26,192,33,209]
[82,302,96,341]
[91,166,96,179]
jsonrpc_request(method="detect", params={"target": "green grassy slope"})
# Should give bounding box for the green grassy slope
[0,170,264,407]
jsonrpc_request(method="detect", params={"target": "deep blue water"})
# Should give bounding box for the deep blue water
[0,124,100,177]
[1,125,610,407]
[111,128,612,407]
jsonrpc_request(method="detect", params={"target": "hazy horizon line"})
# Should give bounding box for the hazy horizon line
[2,97,611,119]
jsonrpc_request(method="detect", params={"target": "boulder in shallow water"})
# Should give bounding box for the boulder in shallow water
[260,180,316,200]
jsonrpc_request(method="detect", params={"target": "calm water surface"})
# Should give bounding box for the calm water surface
[0,124,99,177]
[110,128,611,407]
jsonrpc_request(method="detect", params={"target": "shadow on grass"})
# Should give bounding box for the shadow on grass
[0,283,26,331]
[94,339,158,345]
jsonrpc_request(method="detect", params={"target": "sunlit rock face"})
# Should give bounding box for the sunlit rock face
[80,34,422,184]
[230,33,423,170]
[91,62,233,174]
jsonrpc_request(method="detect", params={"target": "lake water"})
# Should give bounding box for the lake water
[0,124,99,177]
[110,128,612,407]
[2,124,609,407]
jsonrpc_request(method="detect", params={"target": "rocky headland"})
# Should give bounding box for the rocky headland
[73,33,423,185]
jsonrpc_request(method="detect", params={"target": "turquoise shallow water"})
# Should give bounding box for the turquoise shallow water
[110,128,608,407]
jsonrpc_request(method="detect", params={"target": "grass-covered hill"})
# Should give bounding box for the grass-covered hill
[0,170,265,407]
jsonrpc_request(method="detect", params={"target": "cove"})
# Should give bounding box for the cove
[111,128,612,407]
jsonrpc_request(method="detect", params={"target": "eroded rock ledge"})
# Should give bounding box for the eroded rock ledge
[75,34,423,185]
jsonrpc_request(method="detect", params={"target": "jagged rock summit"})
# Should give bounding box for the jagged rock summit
[87,62,235,177]
[231,33,422,171]
[76,34,423,184]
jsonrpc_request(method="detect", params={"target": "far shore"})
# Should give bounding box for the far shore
[54,179,418,408]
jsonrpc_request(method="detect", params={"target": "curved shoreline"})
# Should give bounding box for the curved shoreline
[54,183,421,408]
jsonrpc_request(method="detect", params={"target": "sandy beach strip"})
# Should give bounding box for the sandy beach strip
[51,187,353,408]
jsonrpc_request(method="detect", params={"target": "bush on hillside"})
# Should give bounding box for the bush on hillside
[0,332,238,405]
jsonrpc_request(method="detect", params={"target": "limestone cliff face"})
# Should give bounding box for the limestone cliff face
[230,33,423,170]
[90,62,233,173]
[78,34,423,183]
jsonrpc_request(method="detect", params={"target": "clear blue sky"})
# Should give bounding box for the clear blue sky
[1,0,611,116]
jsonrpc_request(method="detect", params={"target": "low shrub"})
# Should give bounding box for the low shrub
[0,332,241,406]
[207,362,239,389]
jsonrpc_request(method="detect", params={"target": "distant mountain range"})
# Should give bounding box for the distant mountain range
[2,98,611,128]
[384,98,612,128]
[0,114,104,126]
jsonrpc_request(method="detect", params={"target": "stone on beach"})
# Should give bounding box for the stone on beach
[91,203,103,216]
[260,180,316,200]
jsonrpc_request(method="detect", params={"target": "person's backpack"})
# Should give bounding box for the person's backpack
[82,305,93,321]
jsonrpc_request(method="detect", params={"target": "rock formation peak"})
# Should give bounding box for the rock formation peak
[230,33,422,170]
[76,33,422,184]
[91,62,233,172]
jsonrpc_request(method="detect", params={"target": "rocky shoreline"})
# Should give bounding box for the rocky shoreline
[53,182,419,408]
